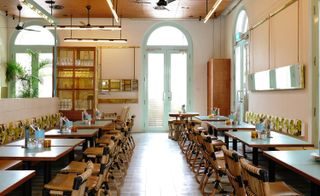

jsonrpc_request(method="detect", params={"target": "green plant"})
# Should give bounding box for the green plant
[17,50,50,98]
[5,61,24,82]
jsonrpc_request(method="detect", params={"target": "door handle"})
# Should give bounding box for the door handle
[168,91,172,101]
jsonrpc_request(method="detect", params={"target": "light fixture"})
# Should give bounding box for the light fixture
[44,25,121,31]
[203,0,223,23]
[44,5,121,31]
[106,0,119,23]
[19,0,56,24]
[64,38,127,43]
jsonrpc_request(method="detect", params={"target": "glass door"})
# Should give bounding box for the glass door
[235,43,249,122]
[145,50,188,131]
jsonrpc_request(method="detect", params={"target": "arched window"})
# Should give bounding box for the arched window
[234,10,249,122]
[143,23,192,131]
[10,23,55,98]
[15,25,55,45]
[147,26,188,46]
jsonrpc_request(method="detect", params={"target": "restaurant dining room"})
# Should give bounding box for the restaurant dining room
[0,0,319,195]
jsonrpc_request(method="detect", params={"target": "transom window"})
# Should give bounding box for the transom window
[147,26,188,46]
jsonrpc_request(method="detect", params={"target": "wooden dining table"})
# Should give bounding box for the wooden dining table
[169,112,199,121]
[0,170,35,196]
[206,121,255,147]
[0,146,73,183]
[73,120,112,137]
[45,129,99,150]
[195,115,229,122]
[225,131,314,166]
[4,138,85,161]
[264,150,320,195]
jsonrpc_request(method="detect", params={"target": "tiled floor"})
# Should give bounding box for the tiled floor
[121,133,203,196]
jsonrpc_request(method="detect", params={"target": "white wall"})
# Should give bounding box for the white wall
[55,18,214,132]
[0,11,7,96]
[218,0,313,141]
[0,98,59,124]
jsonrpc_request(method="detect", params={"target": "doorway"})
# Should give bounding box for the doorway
[234,10,249,122]
[143,24,192,131]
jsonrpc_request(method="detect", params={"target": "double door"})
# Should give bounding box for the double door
[145,49,188,131]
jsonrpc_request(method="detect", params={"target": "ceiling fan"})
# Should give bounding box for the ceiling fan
[154,0,176,10]
[132,0,151,4]
[16,5,40,32]
[79,5,93,27]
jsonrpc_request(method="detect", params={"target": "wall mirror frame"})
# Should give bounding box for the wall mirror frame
[248,64,304,91]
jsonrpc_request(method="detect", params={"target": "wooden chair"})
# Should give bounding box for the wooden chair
[221,145,246,196]
[239,158,300,196]
[44,161,94,196]
[200,136,228,195]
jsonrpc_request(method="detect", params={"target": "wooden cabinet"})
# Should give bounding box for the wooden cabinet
[207,58,231,116]
[55,47,96,121]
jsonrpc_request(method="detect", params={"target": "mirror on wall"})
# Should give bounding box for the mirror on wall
[99,79,138,92]
[248,64,304,91]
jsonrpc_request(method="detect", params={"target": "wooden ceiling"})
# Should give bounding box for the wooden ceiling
[0,0,232,20]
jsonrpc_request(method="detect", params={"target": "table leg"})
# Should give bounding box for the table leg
[311,182,320,196]
[243,143,247,158]
[23,161,31,170]
[232,138,237,151]
[252,147,258,166]
[23,178,32,196]
[208,125,214,136]
[213,128,218,137]
[224,135,229,149]
[43,162,52,184]
[268,158,275,182]
[89,137,95,147]
[83,140,88,151]
[69,149,75,162]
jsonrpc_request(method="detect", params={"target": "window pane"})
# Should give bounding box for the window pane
[15,53,31,97]
[147,26,188,46]
[170,53,187,112]
[39,53,53,98]
[15,25,54,45]
[148,53,164,127]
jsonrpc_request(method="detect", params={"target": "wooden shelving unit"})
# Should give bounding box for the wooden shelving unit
[55,47,96,121]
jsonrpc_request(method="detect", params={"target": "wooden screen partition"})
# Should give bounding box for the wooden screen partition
[207,58,231,116]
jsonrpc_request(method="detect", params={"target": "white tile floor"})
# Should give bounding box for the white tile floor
[121,133,202,196]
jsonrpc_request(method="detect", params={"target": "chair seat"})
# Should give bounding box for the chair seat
[60,161,100,175]
[86,175,99,190]
[44,173,76,191]
[84,147,104,157]
[268,181,300,196]
[96,137,115,147]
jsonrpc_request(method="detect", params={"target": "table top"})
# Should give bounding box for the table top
[225,131,314,148]
[207,121,255,130]
[0,170,35,195]
[0,146,73,161]
[73,120,111,129]
[45,128,99,138]
[5,138,85,148]
[264,150,320,185]
[169,112,199,118]
[195,115,228,121]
